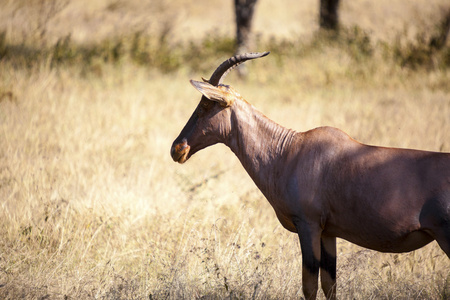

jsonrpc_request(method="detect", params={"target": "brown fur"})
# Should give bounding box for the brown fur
[171,65,450,300]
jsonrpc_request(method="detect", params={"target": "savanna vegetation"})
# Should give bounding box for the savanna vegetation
[0,0,449,299]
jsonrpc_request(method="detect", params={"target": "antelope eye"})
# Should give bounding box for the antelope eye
[201,101,209,108]
[197,101,211,117]
[201,101,213,110]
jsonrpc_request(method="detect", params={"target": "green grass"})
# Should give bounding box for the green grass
[1,20,449,74]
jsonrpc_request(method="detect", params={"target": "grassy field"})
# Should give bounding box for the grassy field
[1,0,450,299]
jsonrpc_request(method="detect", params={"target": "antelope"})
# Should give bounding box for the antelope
[170,52,450,299]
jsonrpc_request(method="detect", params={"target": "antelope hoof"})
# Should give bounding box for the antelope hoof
[171,139,190,164]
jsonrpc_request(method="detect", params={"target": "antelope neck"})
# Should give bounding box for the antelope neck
[225,99,297,196]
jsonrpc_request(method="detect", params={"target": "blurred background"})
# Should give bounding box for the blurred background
[0,0,449,299]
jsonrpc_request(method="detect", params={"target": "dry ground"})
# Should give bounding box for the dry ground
[0,0,449,299]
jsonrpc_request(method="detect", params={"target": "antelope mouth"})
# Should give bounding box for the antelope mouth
[171,139,191,164]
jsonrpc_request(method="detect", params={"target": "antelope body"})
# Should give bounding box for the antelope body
[170,52,450,299]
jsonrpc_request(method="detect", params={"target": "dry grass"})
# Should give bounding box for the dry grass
[1,0,449,299]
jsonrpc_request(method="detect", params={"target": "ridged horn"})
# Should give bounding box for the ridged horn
[208,52,270,86]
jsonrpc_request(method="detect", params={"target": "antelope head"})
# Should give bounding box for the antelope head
[170,52,270,164]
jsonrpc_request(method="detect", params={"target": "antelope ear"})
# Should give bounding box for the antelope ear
[190,80,233,107]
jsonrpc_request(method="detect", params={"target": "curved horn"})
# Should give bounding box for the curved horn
[208,52,270,86]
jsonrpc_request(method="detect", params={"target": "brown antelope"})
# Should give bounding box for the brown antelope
[170,52,450,299]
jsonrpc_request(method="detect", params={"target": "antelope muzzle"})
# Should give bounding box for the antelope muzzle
[171,138,191,164]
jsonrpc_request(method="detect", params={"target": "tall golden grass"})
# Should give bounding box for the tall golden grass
[1,0,449,299]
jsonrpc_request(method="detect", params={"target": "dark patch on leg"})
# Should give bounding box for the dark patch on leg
[303,252,321,275]
[301,252,320,300]
[295,220,320,275]
[320,240,336,280]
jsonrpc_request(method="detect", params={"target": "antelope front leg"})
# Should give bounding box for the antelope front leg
[320,235,337,299]
[295,220,322,300]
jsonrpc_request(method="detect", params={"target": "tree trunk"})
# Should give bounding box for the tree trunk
[234,0,257,54]
[319,0,341,31]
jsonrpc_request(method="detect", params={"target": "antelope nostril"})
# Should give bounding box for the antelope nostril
[175,141,187,151]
